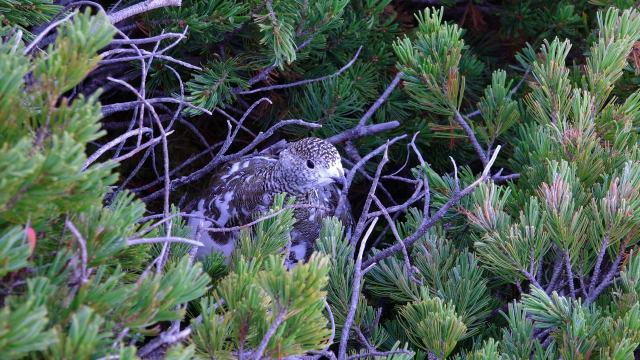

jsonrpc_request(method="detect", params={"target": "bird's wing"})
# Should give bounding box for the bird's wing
[189,154,278,259]
[203,154,278,226]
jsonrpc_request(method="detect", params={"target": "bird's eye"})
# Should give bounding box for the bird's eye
[306,160,315,169]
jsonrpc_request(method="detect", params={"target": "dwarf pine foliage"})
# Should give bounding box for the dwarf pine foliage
[4,0,640,359]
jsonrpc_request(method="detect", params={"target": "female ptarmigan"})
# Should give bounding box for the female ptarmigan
[187,137,348,263]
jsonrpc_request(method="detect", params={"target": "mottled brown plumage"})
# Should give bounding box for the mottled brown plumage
[188,138,349,262]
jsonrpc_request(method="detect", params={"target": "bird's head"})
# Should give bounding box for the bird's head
[278,137,345,191]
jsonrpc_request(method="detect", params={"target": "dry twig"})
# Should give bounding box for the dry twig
[236,46,363,95]
[338,217,379,360]
[109,0,182,24]
[65,220,89,284]
[361,145,502,269]
[81,127,152,170]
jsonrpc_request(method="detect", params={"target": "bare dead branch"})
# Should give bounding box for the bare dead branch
[129,141,224,194]
[136,326,191,357]
[65,220,89,284]
[361,146,502,269]
[510,66,532,97]
[341,157,398,207]
[357,72,403,127]
[465,109,481,118]
[101,97,211,116]
[109,0,181,24]
[215,107,258,137]
[324,299,336,350]
[450,156,460,192]
[454,110,488,166]
[111,32,185,45]
[127,236,203,247]
[108,131,171,165]
[25,11,76,54]
[113,147,153,195]
[408,133,431,216]
[492,170,520,183]
[100,53,201,70]
[355,326,376,352]
[243,37,314,88]
[350,145,389,246]
[135,256,161,286]
[326,121,400,144]
[371,195,423,286]
[305,350,338,360]
[253,306,288,360]
[215,98,272,161]
[106,76,174,274]
[335,135,406,243]
[338,217,379,360]
[96,355,120,360]
[179,117,213,156]
[81,127,152,170]
[236,46,362,95]
[164,64,187,129]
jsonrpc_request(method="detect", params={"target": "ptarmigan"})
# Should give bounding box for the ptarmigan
[187,137,348,263]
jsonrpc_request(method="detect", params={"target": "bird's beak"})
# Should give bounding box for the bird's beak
[330,168,346,189]
[318,164,346,187]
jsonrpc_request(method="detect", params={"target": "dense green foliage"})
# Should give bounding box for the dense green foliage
[4,0,640,359]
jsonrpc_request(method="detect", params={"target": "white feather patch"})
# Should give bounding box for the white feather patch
[189,200,236,261]
[291,242,307,261]
[214,191,234,225]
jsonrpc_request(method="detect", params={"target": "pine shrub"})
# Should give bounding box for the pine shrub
[3,0,640,359]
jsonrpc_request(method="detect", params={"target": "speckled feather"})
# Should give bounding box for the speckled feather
[188,138,350,261]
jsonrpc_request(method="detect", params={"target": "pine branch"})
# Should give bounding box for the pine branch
[545,254,564,294]
[563,251,576,299]
[587,246,626,303]
[588,233,610,295]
